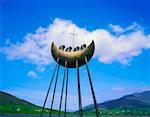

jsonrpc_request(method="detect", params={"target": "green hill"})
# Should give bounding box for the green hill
[83,91,150,115]
[0,91,51,114]
[1,90,150,115]
[83,91,150,111]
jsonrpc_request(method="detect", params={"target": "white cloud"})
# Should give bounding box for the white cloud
[111,87,127,92]
[0,18,150,68]
[27,70,37,78]
[109,24,124,33]
[109,22,142,34]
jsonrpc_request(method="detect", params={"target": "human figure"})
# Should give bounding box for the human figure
[66,47,72,52]
[59,45,65,51]
[74,46,80,51]
[81,44,86,50]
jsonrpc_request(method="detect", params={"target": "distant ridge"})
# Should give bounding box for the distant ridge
[1,90,150,115]
[83,91,150,111]
[0,91,38,108]
[0,91,53,114]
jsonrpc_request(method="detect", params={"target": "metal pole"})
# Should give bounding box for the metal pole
[76,60,83,117]
[64,68,69,117]
[85,56,100,117]
[40,58,59,117]
[58,61,67,117]
[49,64,60,117]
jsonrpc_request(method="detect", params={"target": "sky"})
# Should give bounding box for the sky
[0,0,150,111]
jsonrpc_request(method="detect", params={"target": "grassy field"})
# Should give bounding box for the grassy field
[0,105,150,116]
[1,114,150,117]
[1,91,150,116]
[84,109,150,116]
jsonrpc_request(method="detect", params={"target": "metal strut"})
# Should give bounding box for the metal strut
[40,58,59,117]
[58,61,67,117]
[85,56,100,117]
[49,64,60,117]
[76,60,83,117]
[64,68,69,117]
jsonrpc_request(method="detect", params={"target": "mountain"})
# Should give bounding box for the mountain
[0,91,50,114]
[83,91,150,111]
[1,90,150,115]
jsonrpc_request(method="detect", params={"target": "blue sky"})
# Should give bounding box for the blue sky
[0,0,150,110]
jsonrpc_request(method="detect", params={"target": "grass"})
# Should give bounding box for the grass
[83,108,150,116]
[0,104,150,116]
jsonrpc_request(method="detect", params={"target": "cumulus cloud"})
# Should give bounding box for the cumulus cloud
[0,18,150,68]
[27,70,37,78]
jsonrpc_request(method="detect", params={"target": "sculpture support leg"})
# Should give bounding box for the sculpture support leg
[58,61,67,117]
[85,57,100,117]
[76,60,83,117]
[49,64,60,117]
[64,68,68,117]
[40,58,59,117]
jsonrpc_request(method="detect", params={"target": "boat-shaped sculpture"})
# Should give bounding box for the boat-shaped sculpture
[51,41,95,68]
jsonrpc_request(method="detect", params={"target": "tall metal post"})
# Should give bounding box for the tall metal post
[40,58,59,117]
[76,60,83,117]
[85,56,100,117]
[49,64,60,117]
[58,61,67,117]
[64,68,69,117]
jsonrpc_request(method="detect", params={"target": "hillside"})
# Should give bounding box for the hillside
[0,90,150,115]
[0,91,50,114]
[83,91,150,111]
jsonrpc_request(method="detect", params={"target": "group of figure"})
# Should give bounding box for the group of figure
[59,44,87,52]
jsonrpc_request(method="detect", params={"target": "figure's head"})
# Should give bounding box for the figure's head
[66,46,72,52]
[59,45,65,50]
[81,44,86,50]
[74,46,80,51]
